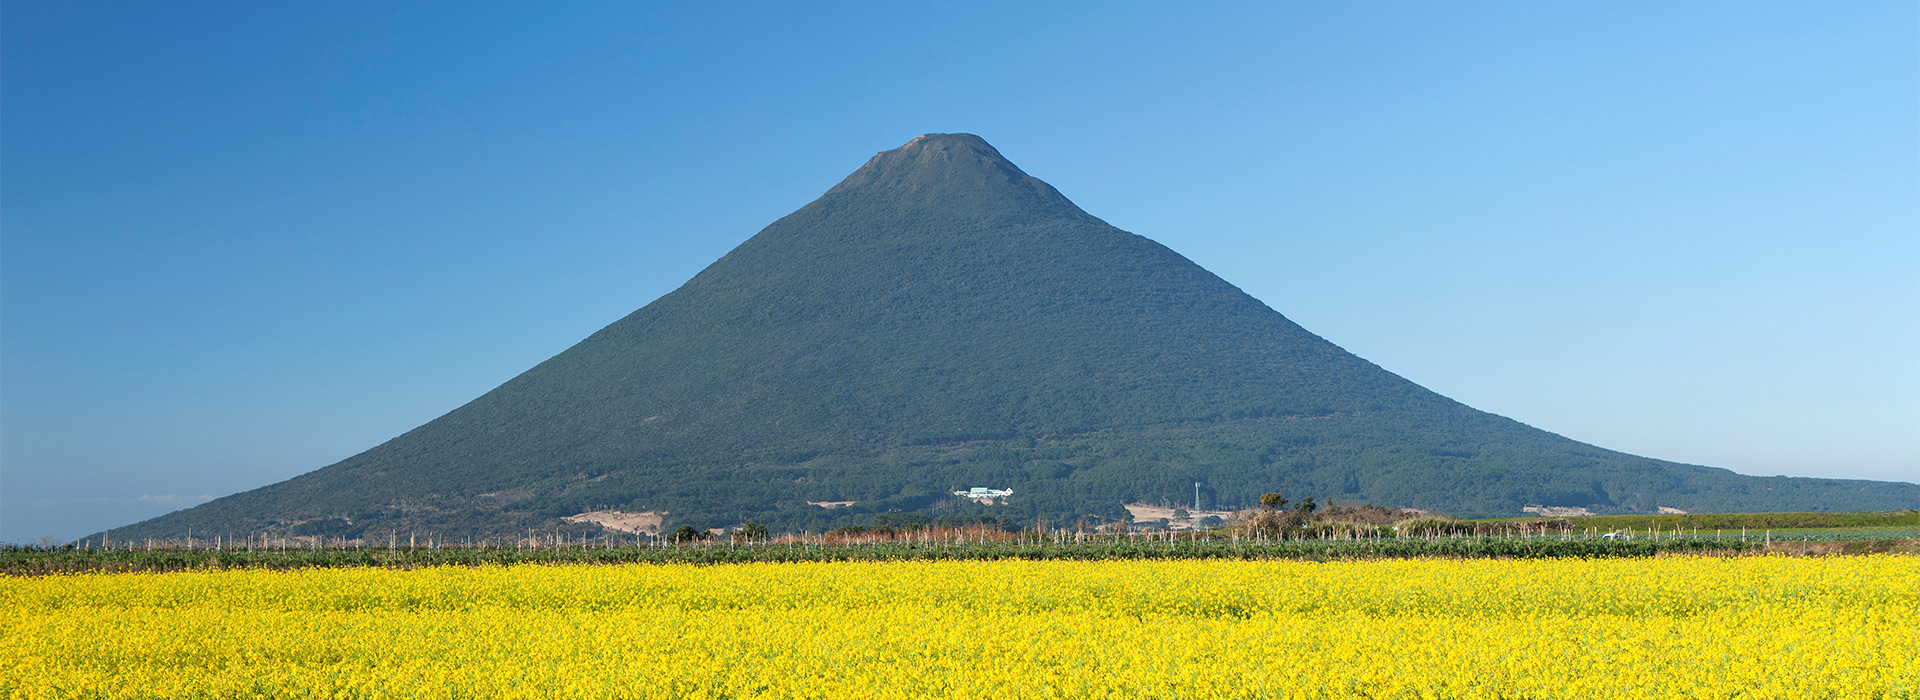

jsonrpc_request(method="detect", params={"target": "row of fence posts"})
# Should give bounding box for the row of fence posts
[68,521,1784,553]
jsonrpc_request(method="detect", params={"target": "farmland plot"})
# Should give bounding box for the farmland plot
[4,556,1916,699]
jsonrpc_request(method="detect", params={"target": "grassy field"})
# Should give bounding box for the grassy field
[1478,509,1919,531]
[1756,527,1920,542]
[1471,510,1920,544]
[4,556,1915,699]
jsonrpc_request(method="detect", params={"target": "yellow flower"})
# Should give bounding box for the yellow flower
[1,556,1915,699]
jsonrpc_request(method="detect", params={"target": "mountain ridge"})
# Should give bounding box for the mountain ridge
[99,133,1918,540]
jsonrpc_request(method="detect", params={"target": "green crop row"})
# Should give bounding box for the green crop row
[0,535,1770,575]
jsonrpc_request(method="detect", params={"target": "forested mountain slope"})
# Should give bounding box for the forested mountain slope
[104,134,1918,539]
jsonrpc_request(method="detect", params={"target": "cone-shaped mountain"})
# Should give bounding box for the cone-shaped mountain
[107,134,1917,539]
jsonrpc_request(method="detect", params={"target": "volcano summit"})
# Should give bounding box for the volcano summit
[107,134,1917,539]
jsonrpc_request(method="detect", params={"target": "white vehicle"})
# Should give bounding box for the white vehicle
[1601,531,1633,541]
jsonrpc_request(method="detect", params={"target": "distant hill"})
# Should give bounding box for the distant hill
[102,133,1918,540]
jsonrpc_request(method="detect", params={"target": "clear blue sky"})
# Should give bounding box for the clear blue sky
[4,2,1916,542]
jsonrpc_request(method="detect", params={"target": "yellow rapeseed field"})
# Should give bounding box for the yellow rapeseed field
[3,555,1915,699]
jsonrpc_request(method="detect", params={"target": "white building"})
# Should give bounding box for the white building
[953,487,1013,501]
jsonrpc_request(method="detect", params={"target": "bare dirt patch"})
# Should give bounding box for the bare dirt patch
[563,510,664,535]
[1124,504,1235,530]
